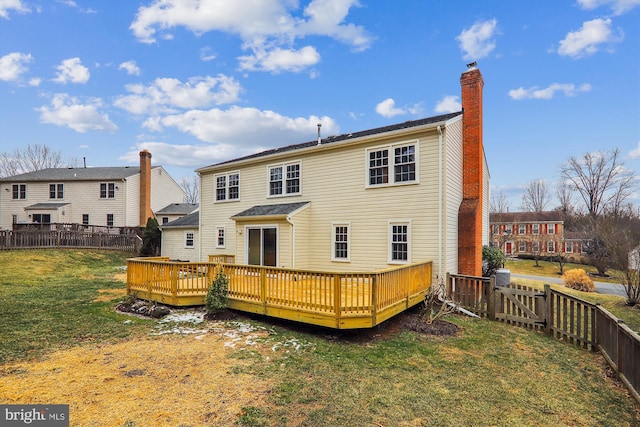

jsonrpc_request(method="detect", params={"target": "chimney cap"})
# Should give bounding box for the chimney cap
[466,61,478,70]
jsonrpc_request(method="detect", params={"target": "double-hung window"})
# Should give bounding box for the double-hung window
[532,224,540,235]
[49,183,64,199]
[269,162,301,197]
[216,227,225,248]
[185,232,195,248]
[106,214,114,227]
[215,172,240,202]
[367,142,417,187]
[518,224,526,234]
[547,224,555,234]
[100,183,115,199]
[12,184,26,199]
[389,221,411,263]
[332,223,350,262]
[547,241,555,253]
[565,242,573,253]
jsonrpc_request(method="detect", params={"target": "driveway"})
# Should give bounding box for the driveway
[511,273,627,297]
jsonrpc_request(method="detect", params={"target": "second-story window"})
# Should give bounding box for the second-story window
[367,142,417,187]
[532,224,540,235]
[49,183,64,199]
[518,224,525,234]
[12,184,26,199]
[215,172,240,201]
[100,183,115,199]
[269,162,301,196]
[548,224,555,234]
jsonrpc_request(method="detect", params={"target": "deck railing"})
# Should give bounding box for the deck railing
[126,257,432,329]
[447,274,640,405]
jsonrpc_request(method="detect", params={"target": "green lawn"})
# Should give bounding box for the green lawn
[1,250,638,426]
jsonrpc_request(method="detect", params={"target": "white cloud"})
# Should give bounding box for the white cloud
[375,98,405,118]
[238,45,320,73]
[0,0,30,19]
[118,60,141,76]
[120,141,242,169]
[456,19,498,60]
[576,0,640,15]
[508,83,592,100]
[200,47,216,62]
[52,57,90,84]
[0,52,32,81]
[28,77,41,86]
[114,75,242,115]
[557,18,622,58]
[129,0,371,73]
[143,105,339,148]
[434,95,461,113]
[36,93,117,133]
[629,141,640,159]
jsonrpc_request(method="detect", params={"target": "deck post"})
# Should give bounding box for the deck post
[334,274,341,328]
[371,274,377,326]
[170,263,178,306]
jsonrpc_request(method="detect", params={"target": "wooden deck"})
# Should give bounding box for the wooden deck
[126,257,432,329]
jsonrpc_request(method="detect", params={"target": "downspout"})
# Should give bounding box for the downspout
[286,215,295,268]
[437,125,444,281]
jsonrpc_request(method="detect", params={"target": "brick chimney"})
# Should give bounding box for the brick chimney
[139,150,153,227]
[458,65,484,276]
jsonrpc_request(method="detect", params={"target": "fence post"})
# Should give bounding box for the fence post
[543,284,551,336]
[445,272,451,299]
[488,275,496,320]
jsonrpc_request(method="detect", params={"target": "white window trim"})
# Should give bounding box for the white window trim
[532,224,540,235]
[547,241,555,253]
[266,161,302,198]
[185,231,195,249]
[518,241,526,252]
[365,141,419,188]
[518,224,525,234]
[388,220,412,264]
[331,222,351,262]
[214,171,240,203]
[216,227,225,249]
[565,242,573,253]
[244,224,279,266]
[548,224,555,235]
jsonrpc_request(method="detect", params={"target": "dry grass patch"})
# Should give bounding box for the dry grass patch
[0,323,274,426]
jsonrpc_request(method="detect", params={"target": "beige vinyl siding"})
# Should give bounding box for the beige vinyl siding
[124,174,140,227]
[68,180,125,226]
[482,154,490,246]
[200,124,462,273]
[161,228,199,261]
[444,117,463,275]
[150,167,185,214]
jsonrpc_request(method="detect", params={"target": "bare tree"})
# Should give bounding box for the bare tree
[521,179,551,212]
[490,190,510,213]
[0,144,78,177]
[180,175,199,204]
[560,149,637,218]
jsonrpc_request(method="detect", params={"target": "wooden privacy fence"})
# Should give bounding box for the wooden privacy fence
[447,274,640,405]
[127,257,432,329]
[0,229,141,252]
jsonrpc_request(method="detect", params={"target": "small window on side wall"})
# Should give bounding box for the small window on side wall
[332,223,350,262]
[389,221,411,264]
[185,232,195,248]
[216,227,225,248]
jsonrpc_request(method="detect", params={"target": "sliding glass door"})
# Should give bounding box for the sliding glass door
[247,227,277,266]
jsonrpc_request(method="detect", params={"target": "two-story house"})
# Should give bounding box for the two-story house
[194,65,490,280]
[0,150,185,230]
[490,211,590,262]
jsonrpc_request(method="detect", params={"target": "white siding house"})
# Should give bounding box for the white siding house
[0,150,185,230]
[195,67,490,280]
[160,211,200,261]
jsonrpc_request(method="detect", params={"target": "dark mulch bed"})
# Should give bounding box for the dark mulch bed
[116,298,461,339]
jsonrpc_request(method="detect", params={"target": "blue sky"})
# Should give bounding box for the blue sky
[1,0,639,209]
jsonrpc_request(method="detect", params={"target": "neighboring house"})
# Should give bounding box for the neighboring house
[490,211,590,262]
[156,203,199,225]
[0,150,185,230]
[161,211,199,261]
[194,66,490,279]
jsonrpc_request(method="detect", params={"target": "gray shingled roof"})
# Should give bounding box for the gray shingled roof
[0,166,159,182]
[232,202,310,219]
[24,203,70,210]
[198,111,462,171]
[162,211,199,228]
[156,203,199,215]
